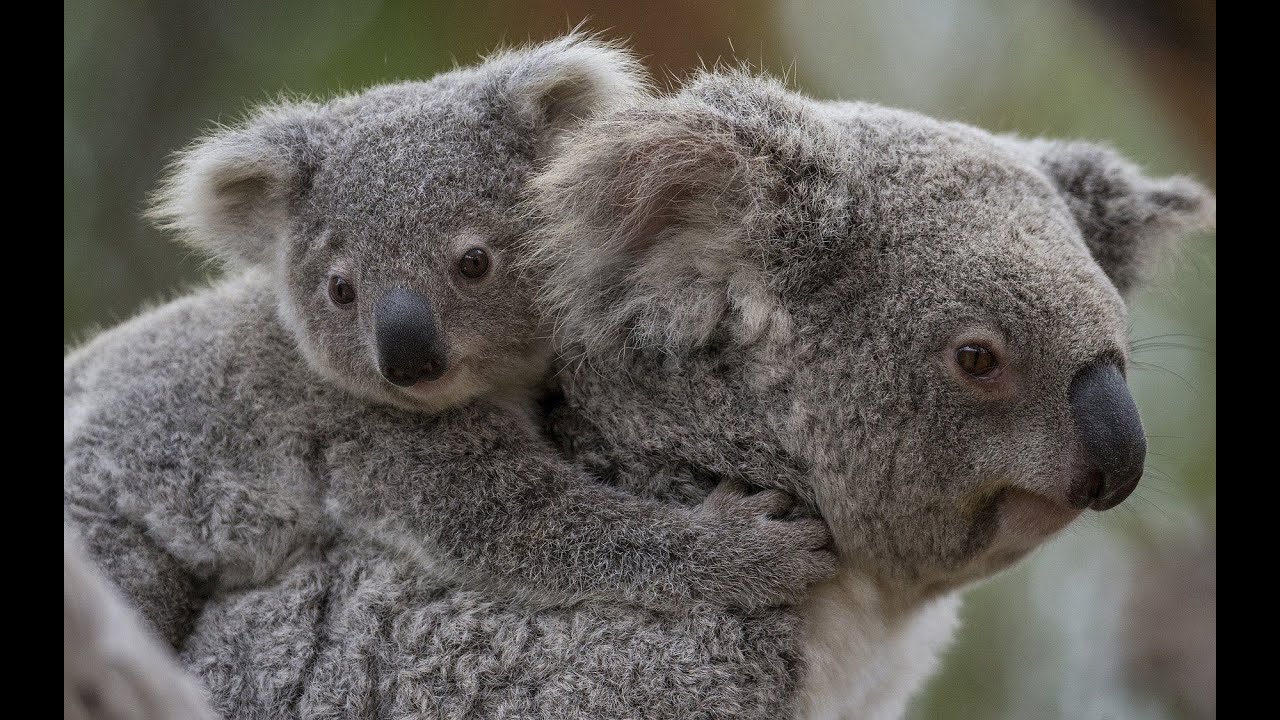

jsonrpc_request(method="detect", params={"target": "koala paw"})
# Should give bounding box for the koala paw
[689,479,837,609]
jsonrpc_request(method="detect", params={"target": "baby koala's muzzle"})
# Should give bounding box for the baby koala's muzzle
[375,288,448,387]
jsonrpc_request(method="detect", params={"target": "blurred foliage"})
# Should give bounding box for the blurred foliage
[63,1,1214,718]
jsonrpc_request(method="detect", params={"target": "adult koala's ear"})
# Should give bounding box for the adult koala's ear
[149,102,328,268]
[525,96,785,357]
[1025,139,1215,296]
[495,34,648,154]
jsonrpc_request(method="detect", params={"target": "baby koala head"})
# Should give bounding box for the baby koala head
[527,70,1215,594]
[151,35,642,413]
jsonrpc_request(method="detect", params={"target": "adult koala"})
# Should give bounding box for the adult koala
[519,68,1215,718]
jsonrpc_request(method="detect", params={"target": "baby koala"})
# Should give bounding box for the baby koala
[63,36,834,646]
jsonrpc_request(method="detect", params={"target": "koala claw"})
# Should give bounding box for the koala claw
[704,480,794,518]
[692,480,838,609]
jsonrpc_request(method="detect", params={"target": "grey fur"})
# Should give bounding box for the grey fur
[522,68,1213,716]
[527,70,1213,594]
[1009,137,1214,295]
[65,49,1215,719]
[64,39,839,718]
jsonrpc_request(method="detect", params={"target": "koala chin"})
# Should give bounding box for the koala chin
[526,67,1214,719]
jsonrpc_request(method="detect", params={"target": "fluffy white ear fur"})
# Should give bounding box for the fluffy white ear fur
[523,101,790,361]
[149,35,642,270]
[147,102,326,268]
[1017,138,1215,295]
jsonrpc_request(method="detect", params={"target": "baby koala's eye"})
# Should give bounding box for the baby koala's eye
[328,276,356,305]
[956,345,997,377]
[458,248,490,279]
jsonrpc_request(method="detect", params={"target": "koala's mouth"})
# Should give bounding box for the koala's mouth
[923,487,1083,592]
[998,488,1082,540]
[383,362,473,410]
[399,363,460,393]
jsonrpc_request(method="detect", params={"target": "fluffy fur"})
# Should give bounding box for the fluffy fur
[64,40,838,719]
[521,69,1214,717]
[65,49,1215,718]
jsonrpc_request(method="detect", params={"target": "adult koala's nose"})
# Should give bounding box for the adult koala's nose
[1067,361,1146,511]
[374,288,448,387]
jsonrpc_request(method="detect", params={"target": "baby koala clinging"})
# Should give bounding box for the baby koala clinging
[63,36,835,647]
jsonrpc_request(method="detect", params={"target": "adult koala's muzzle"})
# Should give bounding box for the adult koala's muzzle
[1068,361,1146,511]
[375,288,448,387]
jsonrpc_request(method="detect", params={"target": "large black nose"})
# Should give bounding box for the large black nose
[374,289,448,387]
[1068,361,1146,511]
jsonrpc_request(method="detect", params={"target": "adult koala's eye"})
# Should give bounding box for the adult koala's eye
[956,345,998,377]
[458,248,490,279]
[328,276,356,305]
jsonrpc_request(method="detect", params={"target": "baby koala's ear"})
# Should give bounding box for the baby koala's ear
[1022,138,1215,296]
[148,102,328,268]
[499,34,648,152]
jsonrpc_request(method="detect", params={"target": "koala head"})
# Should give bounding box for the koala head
[151,35,643,413]
[526,70,1214,594]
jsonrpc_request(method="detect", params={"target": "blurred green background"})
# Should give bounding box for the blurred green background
[64,1,1215,717]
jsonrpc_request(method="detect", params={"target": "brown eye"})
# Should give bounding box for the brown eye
[328,276,355,305]
[956,345,997,377]
[458,248,490,279]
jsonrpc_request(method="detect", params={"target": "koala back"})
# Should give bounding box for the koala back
[65,270,338,596]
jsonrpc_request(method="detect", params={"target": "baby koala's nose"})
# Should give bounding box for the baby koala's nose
[375,288,448,387]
